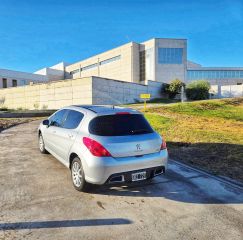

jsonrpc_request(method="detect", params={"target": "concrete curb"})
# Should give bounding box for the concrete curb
[170,159,243,191]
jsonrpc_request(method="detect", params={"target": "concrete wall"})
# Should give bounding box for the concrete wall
[0,76,162,109]
[92,77,162,105]
[0,77,93,109]
[211,84,243,98]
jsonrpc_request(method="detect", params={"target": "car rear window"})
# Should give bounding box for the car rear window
[89,114,154,136]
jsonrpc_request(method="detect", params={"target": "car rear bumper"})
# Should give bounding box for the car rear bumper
[106,166,165,184]
[82,149,168,185]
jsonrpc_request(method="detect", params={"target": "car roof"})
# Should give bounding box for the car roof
[71,105,139,115]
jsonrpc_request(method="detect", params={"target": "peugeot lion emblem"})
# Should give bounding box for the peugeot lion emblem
[136,144,141,151]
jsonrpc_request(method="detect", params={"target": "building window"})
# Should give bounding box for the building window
[187,70,243,80]
[70,55,121,75]
[2,78,7,88]
[70,69,80,75]
[158,48,183,64]
[81,63,98,71]
[139,50,146,82]
[100,55,121,65]
[12,79,17,87]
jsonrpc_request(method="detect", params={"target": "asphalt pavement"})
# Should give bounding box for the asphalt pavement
[0,120,242,240]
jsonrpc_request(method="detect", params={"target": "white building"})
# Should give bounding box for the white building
[66,38,187,84]
[0,68,48,88]
[1,38,243,90]
[0,62,67,89]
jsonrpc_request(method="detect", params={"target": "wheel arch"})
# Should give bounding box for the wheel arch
[69,152,79,169]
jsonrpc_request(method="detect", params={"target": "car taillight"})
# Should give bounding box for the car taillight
[83,137,112,157]
[160,138,167,150]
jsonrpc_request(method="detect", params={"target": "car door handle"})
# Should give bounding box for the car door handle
[52,130,56,134]
[68,134,73,138]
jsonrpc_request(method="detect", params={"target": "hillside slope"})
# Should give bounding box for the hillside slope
[144,98,243,183]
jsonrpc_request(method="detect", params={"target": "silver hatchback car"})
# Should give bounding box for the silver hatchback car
[38,105,168,191]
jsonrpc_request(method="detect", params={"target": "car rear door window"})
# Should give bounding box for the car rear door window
[49,109,67,127]
[62,110,84,129]
[89,114,154,136]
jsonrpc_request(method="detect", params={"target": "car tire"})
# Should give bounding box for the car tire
[71,157,90,192]
[39,133,48,154]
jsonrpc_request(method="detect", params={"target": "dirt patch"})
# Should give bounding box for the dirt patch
[168,142,243,183]
[0,118,42,132]
[222,97,243,106]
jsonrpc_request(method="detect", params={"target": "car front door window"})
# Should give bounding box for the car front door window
[44,109,67,153]
[49,110,67,127]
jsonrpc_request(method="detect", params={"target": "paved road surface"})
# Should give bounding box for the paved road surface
[0,121,242,240]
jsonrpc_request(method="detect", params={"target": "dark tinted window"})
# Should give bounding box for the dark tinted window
[12,79,17,87]
[2,78,7,88]
[89,114,153,136]
[49,109,67,127]
[63,110,84,129]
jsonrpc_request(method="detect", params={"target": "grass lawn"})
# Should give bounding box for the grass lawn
[146,98,180,104]
[141,98,243,183]
[121,98,180,108]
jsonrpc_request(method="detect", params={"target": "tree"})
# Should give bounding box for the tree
[165,79,185,99]
[186,80,210,100]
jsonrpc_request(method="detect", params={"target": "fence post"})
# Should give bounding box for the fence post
[181,85,184,102]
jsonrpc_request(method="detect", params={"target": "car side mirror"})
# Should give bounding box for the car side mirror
[42,119,49,127]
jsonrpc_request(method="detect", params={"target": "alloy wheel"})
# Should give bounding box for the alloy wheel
[39,135,44,152]
[72,162,82,187]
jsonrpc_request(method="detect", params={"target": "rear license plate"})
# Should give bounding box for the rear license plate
[132,171,146,181]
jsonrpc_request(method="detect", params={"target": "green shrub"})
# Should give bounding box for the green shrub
[186,80,210,100]
[164,79,185,99]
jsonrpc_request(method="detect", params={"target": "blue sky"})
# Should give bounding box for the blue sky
[0,0,242,72]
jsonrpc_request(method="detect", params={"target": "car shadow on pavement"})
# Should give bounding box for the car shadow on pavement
[89,167,243,204]
[0,218,132,231]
